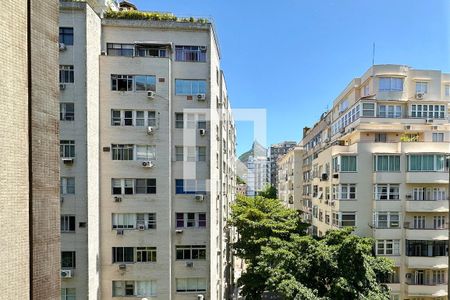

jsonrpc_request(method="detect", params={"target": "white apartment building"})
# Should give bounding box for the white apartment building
[59,2,236,299]
[295,65,450,300]
[246,155,270,196]
[277,146,303,209]
[270,141,297,187]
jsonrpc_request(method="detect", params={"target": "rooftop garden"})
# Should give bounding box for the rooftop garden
[104,10,209,24]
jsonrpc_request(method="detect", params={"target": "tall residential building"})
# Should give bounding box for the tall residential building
[238,141,269,196]
[269,141,297,187]
[294,64,450,300]
[277,146,303,209]
[0,0,60,299]
[59,2,237,299]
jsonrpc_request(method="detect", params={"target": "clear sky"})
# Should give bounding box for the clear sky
[130,0,450,155]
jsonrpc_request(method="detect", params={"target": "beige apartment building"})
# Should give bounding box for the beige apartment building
[59,1,236,299]
[281,65,450,300]
[277,146,303,209]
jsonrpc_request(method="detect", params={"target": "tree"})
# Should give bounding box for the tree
[258,184,278,199]
[230,195,393,300]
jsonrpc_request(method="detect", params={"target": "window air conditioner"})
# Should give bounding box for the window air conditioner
[415,93,424,100]
[147,126,155,135]
[116,229,124,235]
[61,269,72,278]
[195,194,205,202]
[114,196,122,202]
[59,43,66,51]
[186,261,194,267]
[59,83,66,90]
[147,91,155,99]
[199,129,206,136]
[197,94,206,101]
[137,224,145,231]
[142,161,154,168]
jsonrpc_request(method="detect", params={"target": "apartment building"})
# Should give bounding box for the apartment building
[295,64,450,300]
[0,0,60,299]
[277,146,303,209]
[59,2,237,299]
[270,141,297,187]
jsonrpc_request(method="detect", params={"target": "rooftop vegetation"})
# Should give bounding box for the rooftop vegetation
[104,10,209,24]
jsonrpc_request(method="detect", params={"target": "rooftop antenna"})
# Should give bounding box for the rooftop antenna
[372,42,376,66]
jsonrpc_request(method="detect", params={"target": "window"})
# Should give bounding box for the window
[59,27,73,45]
[111,178,135,195]
[112,281,157,297]
[406,240,448,257]
[111,75,133,91]
[175,45,207,62]
[379,77,403,91]
[197,114,207,129]
[106,43,134,56]
[374,212,400,228]
[60,103,74,121]
[445,84,450,96]
[61,288,76,300]
[135,75,156,91]
[136,145,156,160]
[376,240,400,255]
[136,247,157,262]
[373,155,400,172]
[363,83,370,96]
[411,104,446,119]
[411,187,447,201]
[332,184,356,200]
[135,179,156,194]
[176,278,207,292]
[375,133,387,143]
[60,140,75,158]
[378,105,402,118]
[374,184,399,200]
[112,247,134,263]
[198,146,206,161]
[175,179,206,194]
[408,154,446,172]
[136,45,167,57]
[415,81,428,94]
[147,111,156,126]
[61,215,76,232]
[175,113,184,128]
[112,213,136,229]
[111,110,121,126]
[176,245,206,260]
[362,102,375,117]
[413,216,426,229]
[61,251,76,268]
[175,213,207,228]
[175,79,207,95]
[432,133,444,142]
[112,144,134,160]
[434,216,446,229]
[111,110,156,127]
[332,155,357,172]
[61,177,75,195]
[175,146,184,161]
[340,212,356,227]
[59,65,74,83]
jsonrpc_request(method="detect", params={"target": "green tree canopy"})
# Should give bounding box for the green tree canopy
[230,195,393,300]
[258,184,278,199]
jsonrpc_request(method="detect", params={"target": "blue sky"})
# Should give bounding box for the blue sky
[131,0,450,155]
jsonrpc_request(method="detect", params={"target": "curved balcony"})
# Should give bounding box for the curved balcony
[405,200,448,212]
[407,256,448,269]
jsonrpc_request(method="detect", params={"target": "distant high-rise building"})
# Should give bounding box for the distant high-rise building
[269,141,297,187]
[0,0,60,298]
[239,141,269,196]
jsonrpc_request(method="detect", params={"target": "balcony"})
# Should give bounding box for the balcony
[405,200,448,212]
[406,283,447,297]
[407,256,448,269]
[405,228,448,240]
[406,172,448,184]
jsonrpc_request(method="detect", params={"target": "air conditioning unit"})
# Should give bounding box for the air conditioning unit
[175,229,183,234]
[339,127,345,134]
[147,126,155,135]
[116,229,124,235]
[321,173,329,181]
[405,125,411,130]
[118,264,127,271]
[147,91,155,99]
[186,261,194,267]
[426,119,434,124]
[61,269,72,278]
[101,50,107,55]
[432,125,439,130]
[405,194,412,199]
[195,194,205,202]
[331,200,336,206]
[62,158,74,164]
[114,196,122,202]
[288,198,294,204]
[332,173,339,179]
[405,273,412,279]
[197,94,206,101]
[59,83,66,90]
[199,129,206,136]
[137,224,145,231]
[142,161,154,168]
[415,93,424,99]
[59,43,66,51]
[197,295,205,300]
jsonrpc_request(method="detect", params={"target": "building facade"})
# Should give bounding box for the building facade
[297,65,450,300]
[270,141,297,187]
[0,0,60,299]
[277,146,303,209]
[59,2,237,299]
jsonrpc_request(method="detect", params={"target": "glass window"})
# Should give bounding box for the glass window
[176,278,207,292]
[135,111,145,126]
[362,102,375,117]
[378,105,402,118]
[61,251,76,268]
[411,104,446,119]
[445,84,450,97]
[61,288,76,300]
[432,133,444,142]
[379,77,403,91]
[112,247,134,263]
[374,184,399,200]
[60,103,74,121]
[408,154,446,172]
[135,75,156,91]
[111,110,121,126]
[136,145,156,161]
[111,144,134,160]
[175,79,207,95]
[61,177,75,195]
[147,111,156,126]
[175,45,207,62]
[111,75,133,91]
[136,247,157,262]
[374,155,400,172]
[175,113,184,128]
[59,27,74,45]
[375,133,387,143]
[175,146,184,161]
[135,179,156,194]
[340,212,356,227]
[176,245,206,260]
[415,81,428,94]
[61,215,75,232]
[60,140,75,158]
[198,147,206,161]
[59,65,74,83]
[136,46,167,57]
[106,43,134,56]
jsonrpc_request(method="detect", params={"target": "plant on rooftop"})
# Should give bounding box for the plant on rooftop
[103,10,209,24]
